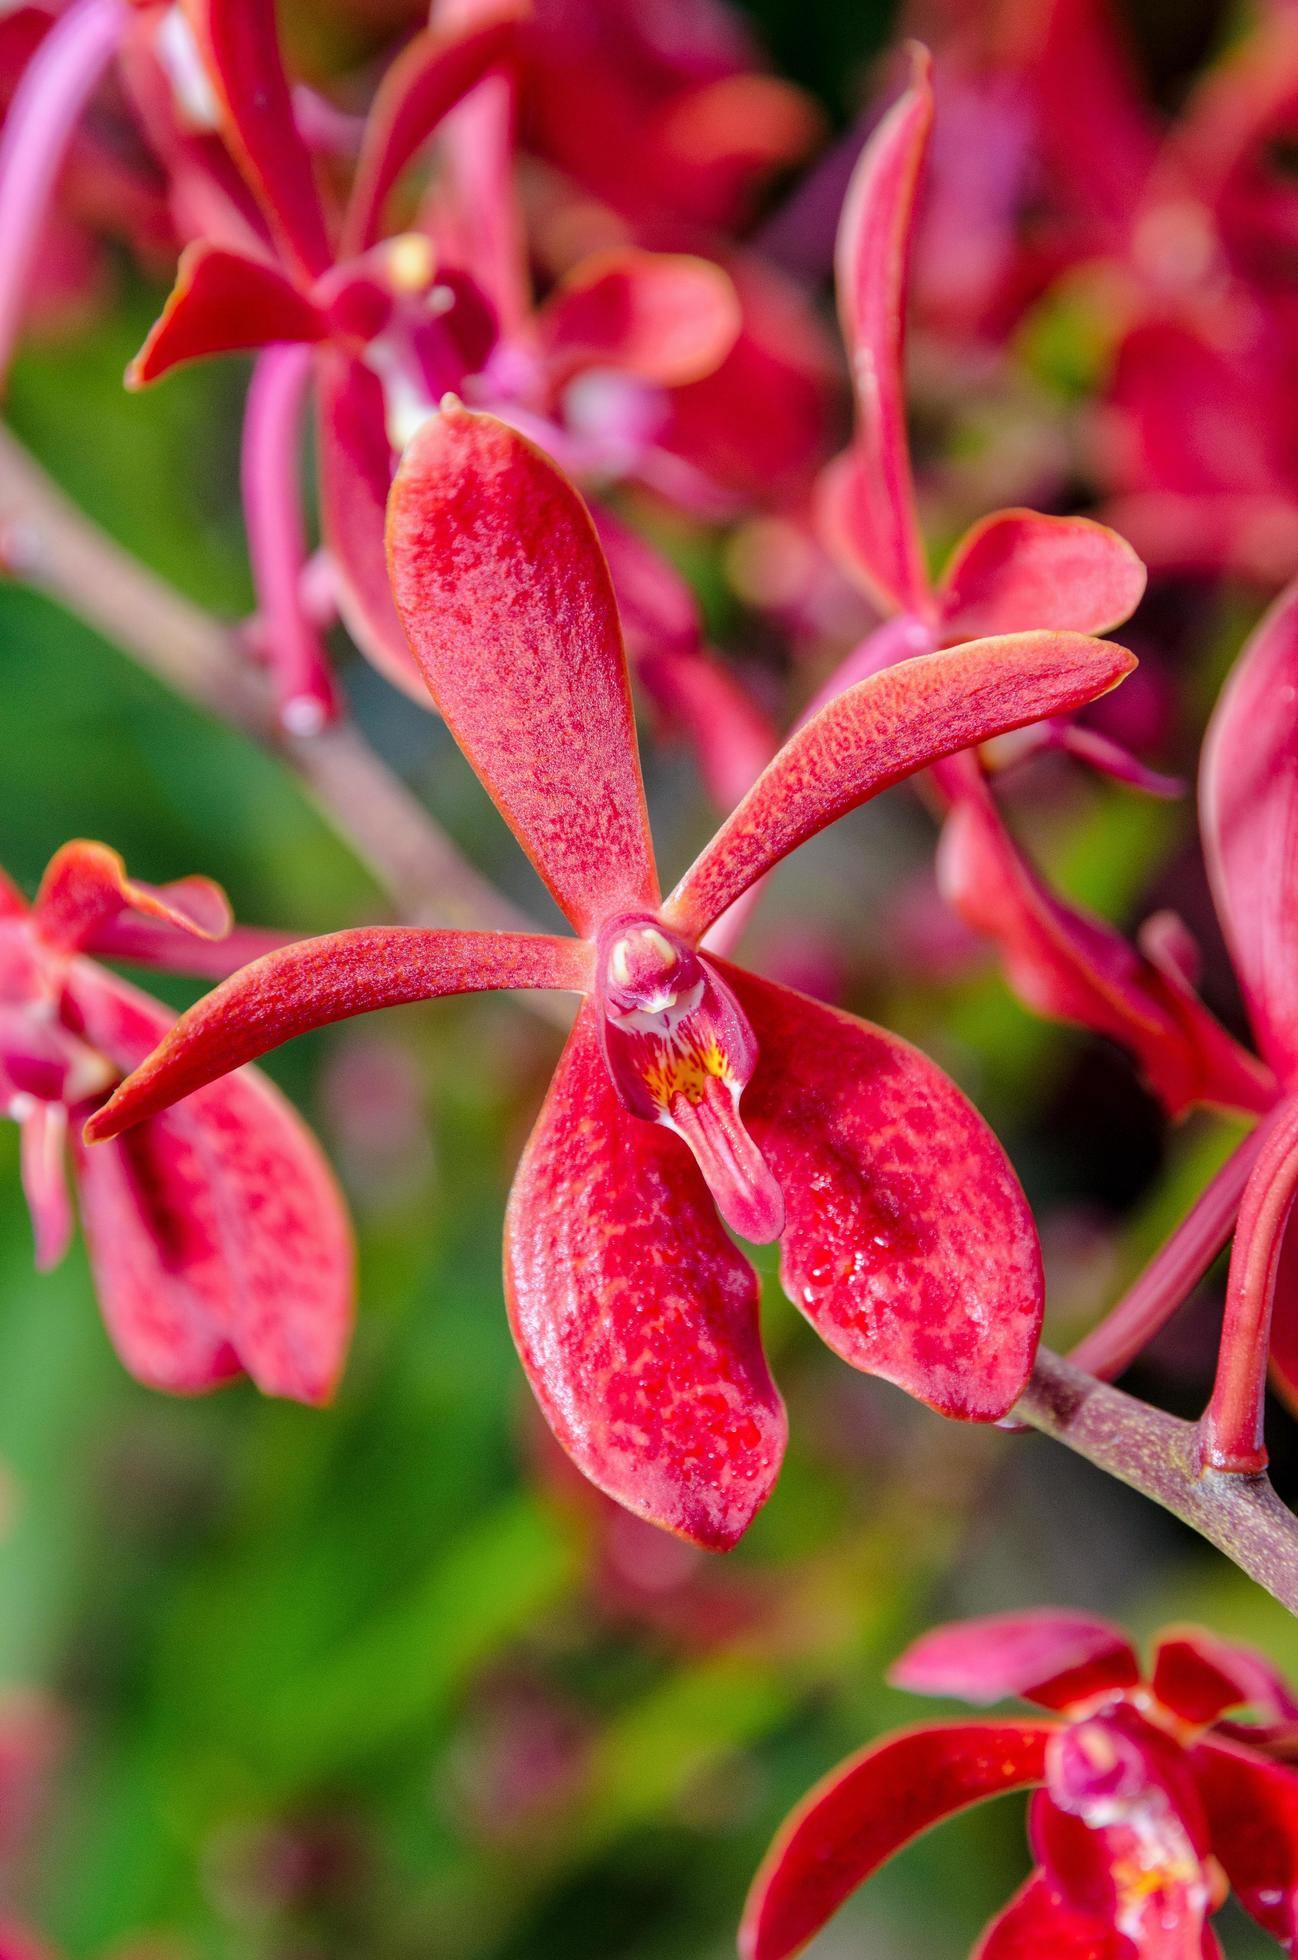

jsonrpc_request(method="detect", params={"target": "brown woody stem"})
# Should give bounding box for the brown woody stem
[1016,1347,1298,1615]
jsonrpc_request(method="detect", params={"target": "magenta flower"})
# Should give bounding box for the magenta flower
[742,1608,1298,1959]
[1,839,352,1400]
[86,405,1134,1545]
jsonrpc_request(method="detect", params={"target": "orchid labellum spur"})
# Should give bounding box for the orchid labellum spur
[741,1611,1298,1960]
[87,407,1136,1548]
[1,840,352,1403]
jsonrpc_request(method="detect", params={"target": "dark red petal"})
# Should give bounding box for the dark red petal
[939,512,1147,640]
[739,1721,1052,1960]
[315,351,428,701]
[892,1611,1140,1712]
[34,840,231,955]
[831,46,932,614]
[664,632,1135,945]
[974,1874,1127,1960]
[537,249,740,387]
[125,242,325,388]
[342,10,520,253]
[1201,575,1298,1085]
[179,0,331,280]
[1193,1735,1298,1947]
[67,965,352,1404]
[1154,1628,1298,1728]
[731,969,1043,1421]
[505,1002,785,1550]
[387,406,659,933]
[84,928,592,1141]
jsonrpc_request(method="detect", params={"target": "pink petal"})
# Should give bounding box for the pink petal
[730,968,1042,1420]
[1201,575,1298,1086]
[505,1001,785,1550]
[179,0,331,281]
[1154,1629,1298,1728]
[830,46,933,614]
[314,350,428,701]
[84,928,592,1142]
[939,512,1147,641]
[67,964,352,1402]
[387,406,659,933]
[1192,1735,1298,1948]
[19,1102,72,1272]
[538,249,740,388]
[125,242,326,388]
[33,840,231,955]
[975,1874,1126,1960]
[664,632,1136,943]
[739,1721,1052,1960]
[342,10,521,254]
[936,771,1274,1118]
[892,1611,1140,1712]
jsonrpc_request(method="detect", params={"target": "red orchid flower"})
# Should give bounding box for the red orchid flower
[742,1608,1298,1960]
[85,405,1134,1545]
[126,0,756,731]
[1,840,352,1402]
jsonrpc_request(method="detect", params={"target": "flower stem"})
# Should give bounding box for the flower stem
[1016,1346,1298,1616]
[1200,1094,1298,1474]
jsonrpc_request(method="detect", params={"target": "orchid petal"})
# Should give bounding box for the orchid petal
[0,0,124,393]
[387,406,659,932]
[126,242,326,388]
[936,771,1274,1118]
[1154,1629,1298,1728]
[975,1875,1126,1959]
[341,10,521,254]
[179,0,331,281]
[34,840,231,956]
[85,927,591,1143]
[739,1722,1052,1960]
[831,45,932,614]
[314,351,427,701]
[1193,1735,1298,1948]
[67,964,352,1403]
[242,344,338,732]
[665,633,1135,942]
[19,1102,72,1272]
[1201,576,1298,1086]
[939,512,1147,641]
[729,969,1042,1420]
[505,1002,785,1550]
[892,1611,1140,1711]
[539,249,740,388]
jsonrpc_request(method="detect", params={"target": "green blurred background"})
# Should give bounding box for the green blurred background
[2,0,1294,1954]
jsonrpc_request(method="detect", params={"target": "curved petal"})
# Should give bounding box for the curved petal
[975,1875,1125,1959]
[1201,575,1298,1085]
[67,965,352,1404]
[939,512,1147,641]
[731,969,1042,1421]
[538,249,740,388]
[664,632,1136,943]
[892,1611,1139,1712]
[831,46,932,614]
[505,1002,785,1549]
[34,841,231,955]
[125,242,326,389]
[1192,1735,1298,1948]
[19,1102,73,1272]
[84,928,592,1142]
[179,0,331,280]
[739,1721,1052,1960]
[315,350,427,701]
[1153,1628,1298,1728]
[387,406,659,933]
[342,10,521,253]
